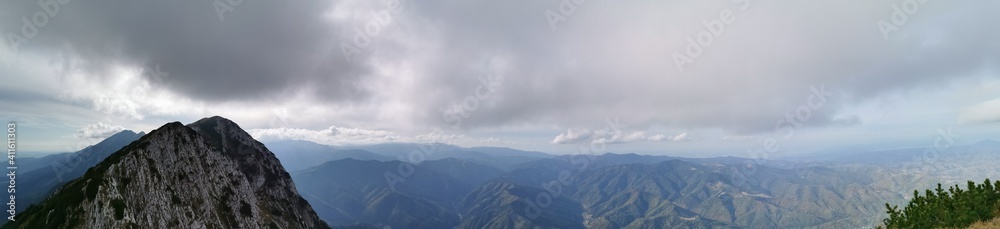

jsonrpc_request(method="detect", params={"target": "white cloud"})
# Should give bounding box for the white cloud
[960,98,1000,124]
[75,122,126,139]
[551,128,687,145]
[54,62,203,120]
[671,132,690,142]
[247,126,470,145]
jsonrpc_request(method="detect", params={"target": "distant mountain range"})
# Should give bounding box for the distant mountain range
[282,140,999,228]
[264,140,393,171]
[348,143,554,170]
[264,140,553,172]
[6,117,998,228]
[291,156,900,228]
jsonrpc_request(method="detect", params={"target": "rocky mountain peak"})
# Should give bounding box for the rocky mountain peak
[108,129,140,138]
[187,116,267,156]
[4,117,329,228]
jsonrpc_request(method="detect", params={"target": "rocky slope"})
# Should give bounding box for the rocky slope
[13,130,143,216]
[4,116,329,228]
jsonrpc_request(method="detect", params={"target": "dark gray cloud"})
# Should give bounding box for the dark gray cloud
[391,0,1000,134]
[2,0,367,102]
[2,0,998,140]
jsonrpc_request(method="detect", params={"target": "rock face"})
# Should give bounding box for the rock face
[13,130,143,220]
[4,116,329,229]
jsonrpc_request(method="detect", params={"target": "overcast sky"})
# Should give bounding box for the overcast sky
[1,0,998,157]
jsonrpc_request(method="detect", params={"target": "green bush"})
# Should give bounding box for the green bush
[882,179,1000,229]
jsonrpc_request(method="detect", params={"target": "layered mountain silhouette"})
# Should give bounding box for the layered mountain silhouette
[264,140,392,171]
[352,143,553,170]
[291,155,901,228]
[263,140,552,172]
[292,158,479,228]
[4,117,328,228]
[456,178,586,229]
